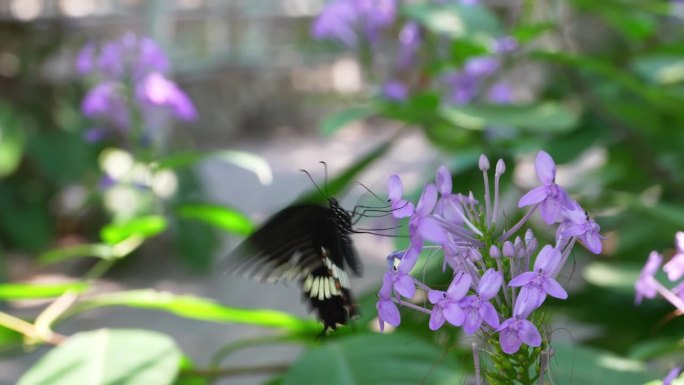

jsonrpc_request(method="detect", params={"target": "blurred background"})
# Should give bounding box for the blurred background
[1,0,683,384]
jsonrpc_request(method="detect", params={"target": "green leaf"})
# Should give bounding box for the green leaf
[403,3,500,39]
[583,262,641,296]
[281,333,464,385]
[632,55,684,85]
[174,219,217,270]
[154,150,273,185]
[0,282,88,300]
[0,325,22,350]
[39,243,116,264]
[439,103,579,133]
[69,290,320,334]
[100,215,167,245]
[297,135,397,205]
[321,105,378,136]
[175,203,254,236]
[628,337,684,360]
[550,343,655,385]
[18,329,181,385]
[0,104,26,178]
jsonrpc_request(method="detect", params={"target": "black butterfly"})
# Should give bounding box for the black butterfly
[222,196,362,334]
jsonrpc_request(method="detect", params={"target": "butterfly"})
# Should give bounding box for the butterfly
[222,194,363,334]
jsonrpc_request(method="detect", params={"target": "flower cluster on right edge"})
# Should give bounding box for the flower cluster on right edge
[377,151,602,384]
[635,233,684,385]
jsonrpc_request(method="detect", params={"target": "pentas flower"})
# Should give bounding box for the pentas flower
[518,150,573,224]
[376,151,601,384]
[636,233,684,313]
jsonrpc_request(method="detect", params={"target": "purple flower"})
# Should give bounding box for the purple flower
[664,367,682,385]
[83,127,107,143]
[409,184,447,245]
[137,72,197,121]
[81,81,129,130]
[492,36,518,54]
[390,245,420,298]
[428,272,472,330]
[382,80,409,102]
[487,81,513,104]
[518,151,572,224]
[434,166,463,223]
[558,201,603,254]
[445,71,479,105]
[497,299,542,354]
[76,41,95,75]
[397,22,421,67]
[464,57,500,77]
[387,174,414,218]
[664,232,684,281]
[509,245,567,315]
[460,269,502,334]
[635,251,662,305]
[377,271,400,331]
[311,0,396,48]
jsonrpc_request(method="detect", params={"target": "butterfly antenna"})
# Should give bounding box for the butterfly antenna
[319,161,329,197]
[354,182,387,203]
[299,168,327,199]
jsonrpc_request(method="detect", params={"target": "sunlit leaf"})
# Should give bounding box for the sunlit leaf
[0,104,26,178]
[39,243,116,264]
[550,343,655,385]
[154,150,273,185]
[17,329,181,385]
[321,105,378,136]
[583,262,641,295]
[281,333,464,385]
[100,215,167,245]
[175,203,254,236]
[68,290,320,334]
[0,282,88,300]
[439,103,579,133]
[404,3,500,39]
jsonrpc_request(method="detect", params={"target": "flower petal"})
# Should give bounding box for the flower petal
[393,199,415,218]
[518,186,548,208]
[479,301,500,329]
[416,184,438,216]
[443,302,465,326]
[429,307,446,330]
[394,274,416,298]
[418,216,447,244]
[387,175,404,202]
[508,271,535,287]
[377,299,400,327]
[542,278,568,299]
[499,323,522,354]
[540,197,563,224]
[428,290,445,304]
[462,307,481,334]
[664,253,684,282]
[478,269,503,299]
[583,231,603,254]
[515,286,545,317]
[518,319,542,347]
[447,272,473,300]
[535,151,556,185]
[533,245,562,273]
[436,165,452,195]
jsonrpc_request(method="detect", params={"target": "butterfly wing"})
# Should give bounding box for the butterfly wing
[222,203,359,332]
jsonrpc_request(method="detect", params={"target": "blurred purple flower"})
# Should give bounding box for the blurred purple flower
[460,269,502,334]
[487,82,513,104]
[83,127,107,143]
[311,0,396,48]
[409,184,447,245]
[493,36,518,53]
[635,251,662,305]
[398,22,421,67]
[428,271,472,330]
[664,367,682,385]
[76,42,96,75]
[445,71,479,105]
[464,57,500,77]
[137,72,197,121]
[81,81,129,130]
[518,151,573,224]
[664,232,684,281]
[382,80,409,102]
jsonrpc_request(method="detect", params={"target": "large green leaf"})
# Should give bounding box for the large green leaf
[18,329,181,385]
[0,282,88,300]
[68,290,319,334]
[175,203,254,236]
[281,333,464,385]
[439,103,579,133]
[154,150,273,185]
[549,343,655,385]
[100,215,167,245]
[0,103,26,178]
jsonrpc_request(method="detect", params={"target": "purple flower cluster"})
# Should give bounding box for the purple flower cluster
[635,232,684,313]
[76,33,196,142]
[377,151,602,356]
[311,0,397,49]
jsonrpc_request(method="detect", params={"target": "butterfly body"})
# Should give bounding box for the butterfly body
[224,198,361,332]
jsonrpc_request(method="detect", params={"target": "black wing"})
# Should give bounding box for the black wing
[222,203,360,332]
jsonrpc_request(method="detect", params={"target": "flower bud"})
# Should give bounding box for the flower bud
[479,154,490,171]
